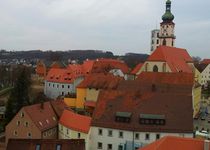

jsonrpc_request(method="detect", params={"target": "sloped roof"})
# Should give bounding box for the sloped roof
[194,63,208,73]
[131,63,144,74]
[7,139,85,150]
[45,68,80,83]
[23,102,58,131]
[50,100,67,118]
[201,59,210,65]
[91,58,129,74]
[59,109,91,133]
[147,46,193,73]
[140,136,210,150]
[92,79,193,133]
[77,73,123,89]
[137,72,194,86]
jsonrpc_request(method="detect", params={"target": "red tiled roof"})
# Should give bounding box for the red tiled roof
[92,79,193,133]
[84,101,96,107]
[201,59,210,65]
[140,136,210,150]
[147,46,193,73]
[131,63,144,74]
[45,68,81,83]
[91,58,129,74]
[50,100,68,118]
[137,72,194,86]
[23,102,58,131]
[77,73,123,89]
[59,110,91,133]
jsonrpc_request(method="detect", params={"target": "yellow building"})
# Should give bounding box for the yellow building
[59,109,91,150]
[192,83,202,118]
[64,74,123,109]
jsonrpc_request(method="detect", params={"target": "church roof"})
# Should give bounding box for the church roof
[147,46,193,73]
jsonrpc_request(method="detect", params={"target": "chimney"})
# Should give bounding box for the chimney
[204,140,210,150]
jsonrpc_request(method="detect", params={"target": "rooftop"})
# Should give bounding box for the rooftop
[92,78,193,133]
[59,109,91,133]
[140,136,210,150]
[23,102,58,131]
[147,46,193,73]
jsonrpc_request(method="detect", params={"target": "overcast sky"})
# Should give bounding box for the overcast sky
[0,0,209,58]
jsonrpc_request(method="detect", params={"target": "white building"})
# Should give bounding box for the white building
[200,64,210,85]
[150,29,160,53]
[44,68,84,99]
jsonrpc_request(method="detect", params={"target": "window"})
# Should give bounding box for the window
[153,65,158,72]
[108,144,112,150]
[78,133,81,138]
[56,144,61,150]
[20,112,24,118]
[25,121,29,127]
[60,125,63,131]
[62,92,64,96]
[118,145,123,150]
[108,130,113,137]
[27,132,32,138]
[145,133,150,140]
[62,85,64,88]
[98,129,103,135]
[14,130,18,136]
[53,84,55,87]
[17,121,20,126]
[57,84,59,88]
[119,131,123,138]
[68,85,70,89]
[98,142,102,149]
[156,39,159,44]
[36,144,41,150]
[66,129,69,134]
[135,133,139,140]
[156,134,160,140]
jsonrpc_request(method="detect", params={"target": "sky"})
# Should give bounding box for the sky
[0,0,209,58]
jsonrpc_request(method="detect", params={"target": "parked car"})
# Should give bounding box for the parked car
[195,130,210,139]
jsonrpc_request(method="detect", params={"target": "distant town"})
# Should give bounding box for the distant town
[0,0,210,150]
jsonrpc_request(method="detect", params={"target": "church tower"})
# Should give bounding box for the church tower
[159,0,176,47]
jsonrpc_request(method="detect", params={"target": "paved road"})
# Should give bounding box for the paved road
[194,98,210,132]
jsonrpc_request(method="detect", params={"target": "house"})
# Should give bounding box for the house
[137,72,201,118]
[135,46,193,75]
[139,136,210,150]
[64,73,123,110]
[59,109,91,150]
[130,63,144,79]
[6,102,58,144]
[6,139,85,150]
[36,60,66,78]
[44,68,84,99]
[195,61,210,86]
[90,78,194,150]
[90,58,130,79]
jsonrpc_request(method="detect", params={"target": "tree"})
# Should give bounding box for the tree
[5,66,31,124]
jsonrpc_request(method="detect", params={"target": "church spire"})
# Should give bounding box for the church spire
[162,0,174,22]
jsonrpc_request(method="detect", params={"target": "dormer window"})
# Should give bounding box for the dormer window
[139,114,165,126]
[115,112,132,123]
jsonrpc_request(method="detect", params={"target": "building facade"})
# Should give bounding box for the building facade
[6,102,58,144]
[151,29,160,53]
[90,127,193,150]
